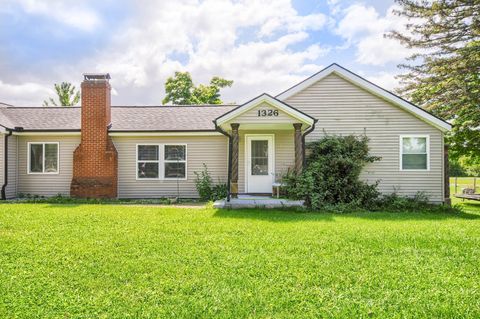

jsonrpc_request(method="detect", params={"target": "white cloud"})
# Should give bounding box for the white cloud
[8,0,101,31]
[0,80,53,106]
[365,71,399,91]
[0,0,328,105]
[336,4,411,66]
[90,0,329,104]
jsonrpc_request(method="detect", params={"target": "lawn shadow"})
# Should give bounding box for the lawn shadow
[213,208,335,222]
[347,209,480,221]
[41,203,90,208]
[460,200,480,212]
[213,207,480,222]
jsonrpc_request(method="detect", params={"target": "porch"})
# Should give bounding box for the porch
[214,93,317,200]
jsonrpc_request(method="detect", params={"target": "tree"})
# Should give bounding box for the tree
[459,155,480,176]
[162,72,233,105]
[388,0,480,161]
[449,158,468,177]
[43,82,80,106]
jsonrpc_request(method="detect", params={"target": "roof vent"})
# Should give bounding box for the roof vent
[83,73,111,82]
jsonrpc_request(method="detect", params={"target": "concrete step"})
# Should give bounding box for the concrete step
[213,198,304,209]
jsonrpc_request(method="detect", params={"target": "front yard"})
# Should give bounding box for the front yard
[1,200,480,318]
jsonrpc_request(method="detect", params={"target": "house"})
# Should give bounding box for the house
[0,64,452,203]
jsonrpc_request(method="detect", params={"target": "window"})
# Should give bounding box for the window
[136,144,187,180]
[164,145,186,179]
[137,145,159,179]
[400,135,429,170]
[28,142,59,174]
[251,140,268,175]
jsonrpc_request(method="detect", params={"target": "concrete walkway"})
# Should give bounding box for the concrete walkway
[213,195,304,209]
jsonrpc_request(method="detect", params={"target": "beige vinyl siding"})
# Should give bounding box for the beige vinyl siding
[17,136,80,196]
[238,130,294,193]
[231,102,299,125]
[113,135,228,198]
[284,73,444,202]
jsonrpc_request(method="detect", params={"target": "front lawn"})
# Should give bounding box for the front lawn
[1,200,480,318]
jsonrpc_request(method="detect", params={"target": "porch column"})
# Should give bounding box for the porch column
[230,123,240,198]
[293,123,303,174]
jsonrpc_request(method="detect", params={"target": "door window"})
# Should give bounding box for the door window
[251,140,268,175]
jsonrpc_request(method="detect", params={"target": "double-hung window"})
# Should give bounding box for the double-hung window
[137,145,160,179]
[28,142,59,174]
[164,145,186,179]
[400,135,429,170]
[136,144,187,179]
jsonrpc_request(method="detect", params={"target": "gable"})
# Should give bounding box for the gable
[277,64,451,132]
[215,93,315,131]
[284,73,444,136]
[231,102,300,124]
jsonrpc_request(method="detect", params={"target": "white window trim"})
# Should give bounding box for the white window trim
[27,142,60,175]
[136,143,188,181]
[399,135,430,171]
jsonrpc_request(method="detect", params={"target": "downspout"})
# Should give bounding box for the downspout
[301,120,317,168]
[214,122,232,202]
[1,129,13,200]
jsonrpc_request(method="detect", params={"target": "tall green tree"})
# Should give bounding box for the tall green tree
[43,82,80,106]
[162,72,233,105]
[388,0,480,160]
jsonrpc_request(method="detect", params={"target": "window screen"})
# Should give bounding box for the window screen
[401,137,428,170]
[29,143,58,174]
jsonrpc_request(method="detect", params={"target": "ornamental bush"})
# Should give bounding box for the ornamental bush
[194,164,228,201]
[284,134,381,210]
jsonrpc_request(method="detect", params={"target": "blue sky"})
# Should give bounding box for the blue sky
[0,0,413,106]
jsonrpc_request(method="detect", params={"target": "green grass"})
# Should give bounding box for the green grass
[1,199,480,318]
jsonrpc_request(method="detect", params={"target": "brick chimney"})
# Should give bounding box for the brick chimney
[70,73,118,198]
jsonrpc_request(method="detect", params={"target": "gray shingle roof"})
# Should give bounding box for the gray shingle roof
[0,105,236,131]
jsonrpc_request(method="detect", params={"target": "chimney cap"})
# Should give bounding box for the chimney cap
[83,73,111,81]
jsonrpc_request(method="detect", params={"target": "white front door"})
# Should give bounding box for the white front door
[246,135,274,193]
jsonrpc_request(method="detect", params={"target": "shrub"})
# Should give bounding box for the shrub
[284,134,381,210]
[9,194,174,205]
[194,164,214,201]
[211,183,228,201]
[377,191,430,211]
[194,164,227,201]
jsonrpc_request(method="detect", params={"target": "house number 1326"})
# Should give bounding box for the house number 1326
[257,109,279,117]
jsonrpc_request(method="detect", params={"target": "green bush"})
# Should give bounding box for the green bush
[284,134,381,210]
[211,183,228,201]
[194,164,227,201]
[194,164,214,201]
[377,191,428,211]
[9,194,174,205]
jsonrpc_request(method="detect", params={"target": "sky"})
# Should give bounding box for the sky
[0,0,414,106]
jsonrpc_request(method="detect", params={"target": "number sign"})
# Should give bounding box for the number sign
[257,109,279,117]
